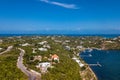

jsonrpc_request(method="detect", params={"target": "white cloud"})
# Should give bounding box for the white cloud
[40,0,79,9]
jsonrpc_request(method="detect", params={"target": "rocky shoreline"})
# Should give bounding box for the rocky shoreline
[79,49,98,80]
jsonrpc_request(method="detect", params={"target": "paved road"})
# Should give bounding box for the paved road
[0,46,13,55]
[17,48,41,80]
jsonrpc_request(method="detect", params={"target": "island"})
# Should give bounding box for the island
[0,35,120,80]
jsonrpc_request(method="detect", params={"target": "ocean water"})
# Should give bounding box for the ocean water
[80,50,120,80]
[0,34,120,38]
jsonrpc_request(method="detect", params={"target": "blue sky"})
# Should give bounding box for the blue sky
[0,0,120,34]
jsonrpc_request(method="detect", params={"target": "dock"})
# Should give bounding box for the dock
[88,62,102,67]
[80,54,92,57]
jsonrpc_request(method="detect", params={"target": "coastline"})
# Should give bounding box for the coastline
[79,49,98,80]
[80,48,120,80]
[80,59,98,80]
[88,66,98,80]
[82,49,120,80]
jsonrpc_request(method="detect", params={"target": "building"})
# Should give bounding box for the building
[21,43,30,46]
[79,63,84,67]
[36,62,51,73]
[54,40,62,43]
[72,57,84,67]
[34,55,42,61]
[65,40,70,43]
[38,41,48,45]
[76,46,83,49]
[51,54,59,62]
[32,48,37,53]
[0,40,3,43]
[65,46,71,51]
[0,48,2,50]
[43,44,51,49]
[38,48,48,51]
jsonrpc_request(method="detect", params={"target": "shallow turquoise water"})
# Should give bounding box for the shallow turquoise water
[80,50,120,80]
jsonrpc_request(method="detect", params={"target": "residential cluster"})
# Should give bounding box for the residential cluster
[36,54,59,73]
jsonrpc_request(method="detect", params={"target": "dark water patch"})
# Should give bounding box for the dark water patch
[80,49,120,80]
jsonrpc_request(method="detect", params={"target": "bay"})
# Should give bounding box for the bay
[80,49,120,80]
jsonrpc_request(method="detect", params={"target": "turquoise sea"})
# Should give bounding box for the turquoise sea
[80,49,120,80]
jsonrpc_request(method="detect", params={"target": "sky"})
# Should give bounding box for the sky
[0,0,120,34]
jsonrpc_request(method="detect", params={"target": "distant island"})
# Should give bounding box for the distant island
[0,35,120,80]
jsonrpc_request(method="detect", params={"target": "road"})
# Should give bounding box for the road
[17,48,41,80]
[0,46,13,55]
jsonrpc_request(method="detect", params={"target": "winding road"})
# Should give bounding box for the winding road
[17,48,41,80]
[0,46,13,55]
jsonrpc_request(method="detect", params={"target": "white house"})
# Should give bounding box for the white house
[79,63,84,67]
[38,48,48,51]
[54,40,62,43]
[0,40,3,43]
[0,48,2,51]
[76,46,83,49]
[36,62,51,73]
[38,41,48,45]
[32,48,37,53]
[65,46,71,50]
[43,45,51,49]
[21,43,30,46]
[72,57,84,67]
[72,57,78,60]
[76,59,81,63]
[105,41,114,43]
[65,40,70,43]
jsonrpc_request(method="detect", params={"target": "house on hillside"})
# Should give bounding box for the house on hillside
[43,44,51,49]
[38,48,48,51]
[32,48,37,53]
[105,41,114,43]
[0,40,3,43]
[54,40,62,43]
[51,54,59,63]
[34,55,42,61]
[65,40,70,43]
[38,41,48,45]
[65,46,71,51]
[72,57,84,67]
[0,48,2,51]
[21,43,30,46]
[76,46,83,49]
[36,62,51,73]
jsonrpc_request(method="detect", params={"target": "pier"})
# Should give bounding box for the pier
[80,54,92,57]
[88,62,102,67]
